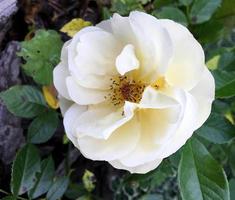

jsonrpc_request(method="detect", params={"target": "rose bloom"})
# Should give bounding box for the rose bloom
[53,11,215,173]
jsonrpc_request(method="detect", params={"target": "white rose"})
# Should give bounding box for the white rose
[53,11,215,174]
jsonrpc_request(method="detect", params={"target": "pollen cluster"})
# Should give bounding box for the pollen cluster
[105,76,146,106]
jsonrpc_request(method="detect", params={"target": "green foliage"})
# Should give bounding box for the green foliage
[190,0,222,24]
[140,194,163,200]
[11,144,41,196]
[110,0,144,15]
[196,112,235,144]
[1,196,16,200]
[46,176,69,200]
[193,20,224,44]
[178,138,230,200]
[213,70,235,98]
[18,30,63,85]
[28,156,55,199]
[27,110,59,144]
[179,0,193,6]
[65,183,87,199]
[0,85,47,118]
[112,160,176,199]
[153,6,188,26]
[229,178,235,199]
[229,143,235,176]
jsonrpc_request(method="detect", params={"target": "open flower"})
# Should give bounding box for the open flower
[53,11,215,173]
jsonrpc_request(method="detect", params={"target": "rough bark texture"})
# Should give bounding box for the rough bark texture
[0,41,24,165]
[0,0,18,45]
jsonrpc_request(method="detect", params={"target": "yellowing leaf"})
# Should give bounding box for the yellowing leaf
[206,55,220,70]
[225,111,234,124]
[60,18,92,37]
[42,86,59,109]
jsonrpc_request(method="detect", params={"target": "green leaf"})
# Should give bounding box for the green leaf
[0,85,47,118]
[29,156,55,199]
[18,29,63,85]
[206,48,235,71]
[1,196,16,200]
[153,0,175,8]
[46,176,69,200]
[153,6,188,26]
[110,0,143,15]
[193,20,224,44]
[11,144,41,196]
[65,183,87,200]
[229,143,235,176]
[27,110,59,144]
[102,7,112,20]
[213,70,235,98]
[140,194,163,200]
[215,0,235,19]
[124,160,174,189]
[217,50,235,71]
[138,0,151,4]
[229,178,235,200]
[178,138,229,200]
[190,0,222,24]
[179,0,193,6]
[196,112,235,144]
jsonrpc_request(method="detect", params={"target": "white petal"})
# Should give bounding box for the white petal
[159,92,198,158]
[129,11,173,79]
[110,158,162,174]
[139,86,179,109]
[61,40,71,61]
[53,62,71,100]
[77,116,140,161]
[76,102,137,139]
[66,76,107,105]
[67,26,101,76]
[160,19,205,90]
[111,13,136,45]
[63,104,87,148]
[58,95,73,116]
[116,44,139,75]
[75,31,120,76]
[96,19,113,33]
[118,106,180,167]
[190,67,215,129]
[68,28,121,89]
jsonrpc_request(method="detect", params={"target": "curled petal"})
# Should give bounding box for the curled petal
[110,158,162,174]
[76,102,137,139]
[129,11,173,79]
[63,104,87,148]
[116,44,140,75]
[160,19,205,90]
[77,116,140,161]
[66,76,107,105]
[53,63,71,100]
[190,67,215,129]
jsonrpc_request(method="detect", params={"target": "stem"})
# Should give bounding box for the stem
[0,188,9,195]
[0,189,28,200]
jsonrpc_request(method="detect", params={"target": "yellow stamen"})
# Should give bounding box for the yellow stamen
[105,76,146,106]
[151,77,166,90]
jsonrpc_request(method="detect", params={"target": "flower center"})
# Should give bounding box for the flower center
[151,77,166,90]
[105,75,146,106]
